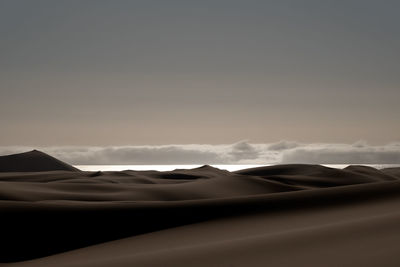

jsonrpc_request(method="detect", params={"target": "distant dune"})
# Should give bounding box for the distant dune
[0,150,79,172]
[1,151,400,266]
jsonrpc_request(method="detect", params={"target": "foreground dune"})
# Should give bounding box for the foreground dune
[1,151,400,266]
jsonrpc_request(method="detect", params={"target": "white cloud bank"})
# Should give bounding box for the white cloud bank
[1,141,400,165]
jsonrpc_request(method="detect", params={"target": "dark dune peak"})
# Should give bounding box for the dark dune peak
[0,150,80,172]
[174,164,227,172]
[194,164,221,170]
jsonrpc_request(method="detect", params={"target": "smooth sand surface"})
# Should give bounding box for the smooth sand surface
[1,151,400,266]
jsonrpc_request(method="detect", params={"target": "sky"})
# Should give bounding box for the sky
[1,0,399,147]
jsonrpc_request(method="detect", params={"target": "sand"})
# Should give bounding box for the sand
[1,151,400,266]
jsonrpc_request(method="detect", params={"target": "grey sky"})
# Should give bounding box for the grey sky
[1,0,399,145]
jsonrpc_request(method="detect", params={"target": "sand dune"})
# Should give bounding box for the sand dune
[0,150,79,172]
[1,151,400,266]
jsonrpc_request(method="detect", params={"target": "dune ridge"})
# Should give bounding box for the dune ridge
[1,151,400,266]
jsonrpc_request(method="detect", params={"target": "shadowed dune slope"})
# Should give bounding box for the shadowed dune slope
[0,150,79,172]
[1,151,400,266]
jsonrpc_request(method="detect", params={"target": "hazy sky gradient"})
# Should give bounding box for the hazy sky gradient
[1,0,399,145]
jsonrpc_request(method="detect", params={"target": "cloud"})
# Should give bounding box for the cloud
[46,146,222,165]
[0,141,399,165]
[280,142,400,164]
[267,141,300,151]
[228,140,260,161]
